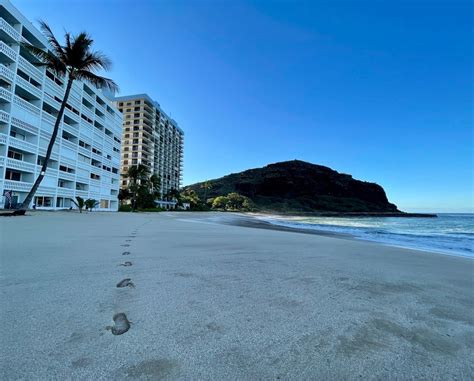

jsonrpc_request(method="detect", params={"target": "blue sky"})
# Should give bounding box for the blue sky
[15,0,473,212]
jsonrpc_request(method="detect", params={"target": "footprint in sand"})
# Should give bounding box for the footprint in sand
[117,278,135,288]
[121,244,130,247]
[122,251,131,256]
[107,313,131,335]
[119,261,133,267]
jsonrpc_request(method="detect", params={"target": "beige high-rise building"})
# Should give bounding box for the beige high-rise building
[113,94,183,198]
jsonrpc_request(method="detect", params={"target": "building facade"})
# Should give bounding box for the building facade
[113,94,184,198]
[0,0,122,211]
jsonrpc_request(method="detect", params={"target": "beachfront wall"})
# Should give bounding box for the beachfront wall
[0,0,122,211]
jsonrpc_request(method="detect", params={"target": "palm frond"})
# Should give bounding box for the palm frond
[21,43,67,77]
[79,51,112,71]
[38,20,67,62]
[75,70,119,92]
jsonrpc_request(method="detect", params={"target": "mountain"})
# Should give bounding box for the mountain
[185,160,405,214]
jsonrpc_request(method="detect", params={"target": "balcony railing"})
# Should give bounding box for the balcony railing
[0,64,14,83]
[17,55,43,84]
[58,171,75,181]
[0,18,20,41]
[0,109,9,124]
[62,122,78,136]
[9,136,37,152]
[0,41,17,62]
[0,87,12,102]
[6,157,36,172]
[41,111,56,126]
[61,139,77,151]
[3,179,32,192]
[64,108,80,123]
[38,148,59,161]
[57,187,75,196]
[82,91,95,105]
[11,116,38,135]
[0,133,6,145]
[78,146,91,157]
[81,105,95,120]
[13,95,40,115]
[15,75,42,98]
[76,190,88,198]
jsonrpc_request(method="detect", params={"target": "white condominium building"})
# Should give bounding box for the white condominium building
[113,94,184,198]
[0,0,122,211]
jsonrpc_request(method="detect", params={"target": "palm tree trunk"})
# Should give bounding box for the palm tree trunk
[20,76,74,210]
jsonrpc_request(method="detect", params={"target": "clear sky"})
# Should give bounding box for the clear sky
[15,0,473,212]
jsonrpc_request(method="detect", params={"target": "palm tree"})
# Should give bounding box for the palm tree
[200,181,213,204]
[71,196,85,213]
[85,198,99,211]
[122,164,149,211]
[20,22,118,210]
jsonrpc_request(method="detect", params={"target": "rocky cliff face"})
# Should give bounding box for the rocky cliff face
[187,160,400,213]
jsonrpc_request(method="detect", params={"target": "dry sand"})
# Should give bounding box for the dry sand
[0,211,473,380]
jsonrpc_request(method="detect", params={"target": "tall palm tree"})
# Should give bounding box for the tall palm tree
[200,181,213,204]
[20,21,118,210]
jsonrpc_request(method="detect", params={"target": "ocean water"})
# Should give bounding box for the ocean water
[255,213,474,257]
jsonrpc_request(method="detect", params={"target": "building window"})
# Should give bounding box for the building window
[5,169,21,181]
[7,150,23,161]
[10,130,26,140]
[35,196,53,207]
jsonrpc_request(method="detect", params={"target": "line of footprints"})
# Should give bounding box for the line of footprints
[106,229,138,336]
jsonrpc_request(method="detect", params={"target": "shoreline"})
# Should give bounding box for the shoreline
[237,212,472,259]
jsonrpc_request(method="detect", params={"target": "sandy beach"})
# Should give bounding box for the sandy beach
[1,211,473,380]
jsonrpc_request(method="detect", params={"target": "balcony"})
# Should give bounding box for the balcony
[10,117,37,136]
[37,148,59,162]
[0,41,17,63]
[0,156,4,167]
[9,136,37,152]
[0,133,6,145]
[44,81,64,102]
[62,122,78,136]
[0,64,14,83]
[0,109,9,123]
[58,171,75,181]
[0,87,12,102]
[61,139,77,151]
[3,179,32,192]
[0,18,20,42]
[15,75,42,99]
[64,107,80,123]
[81,106,95,121]
[13,95,40,115]
[78,146,91,157]
[91,151,102,162]
[76,190,88,198]
[82,91,95,105]
[76,175,90,184]
[6,158,36,172]
[17,56,43,84]
[57,187,74,197]
[41,111,56,126]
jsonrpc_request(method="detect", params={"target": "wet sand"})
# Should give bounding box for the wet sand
[1,211,473,380]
